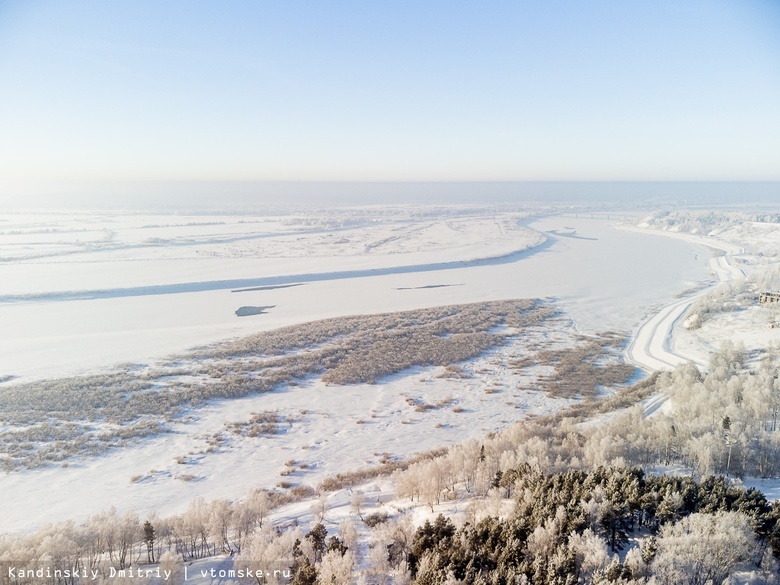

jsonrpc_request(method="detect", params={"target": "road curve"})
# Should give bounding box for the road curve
[618,225,745,373]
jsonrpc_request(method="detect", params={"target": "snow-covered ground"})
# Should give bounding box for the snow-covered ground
[630,213,780,369]
[0,322,577,533]
[620,225,746,371]
[0,209,709,382]
[0,206,718,533]
[675,306,780,367]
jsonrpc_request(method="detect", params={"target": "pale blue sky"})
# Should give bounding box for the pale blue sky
[1,0,779,183]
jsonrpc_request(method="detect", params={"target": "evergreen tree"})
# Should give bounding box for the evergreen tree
[143,520,156,564]
[305,523,327,563]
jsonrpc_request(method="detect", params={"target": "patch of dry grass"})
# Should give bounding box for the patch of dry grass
[317,448,448,492]
[510,333,635,398]
[0,300,554,470]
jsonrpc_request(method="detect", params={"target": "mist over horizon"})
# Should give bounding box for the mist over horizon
[1,180,778,211]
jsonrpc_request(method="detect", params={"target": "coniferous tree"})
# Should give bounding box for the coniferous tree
[305,523,328,563]
[143,520,156,564]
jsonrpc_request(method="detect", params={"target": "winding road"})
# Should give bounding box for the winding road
[619,226,745,372]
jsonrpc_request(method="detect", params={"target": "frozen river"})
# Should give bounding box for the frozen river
[0,211,712,381]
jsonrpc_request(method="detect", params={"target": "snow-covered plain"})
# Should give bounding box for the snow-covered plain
[0,209,709,382]
[0,325,577,533]
[0,207,716,533]
[621,225,746,371]
[632,213,780,368]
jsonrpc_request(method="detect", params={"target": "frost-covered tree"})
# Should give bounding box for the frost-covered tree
[237,524,300,585]
[316,549,354,585]
[568,529,613,582]
[311,494,329,523]
[338,520,358,554]
[350,490,365,521]
[208,499,234,553]
[158,550,184,584]
[651,511,756,585]
[116,510,139,569]
[234,489,270,552]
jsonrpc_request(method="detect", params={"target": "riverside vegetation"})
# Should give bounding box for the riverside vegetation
[0,299,559,470]
[2,352,780,584]
[2,345,780,583]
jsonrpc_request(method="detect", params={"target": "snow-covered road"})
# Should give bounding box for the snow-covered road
[620,226,745,372]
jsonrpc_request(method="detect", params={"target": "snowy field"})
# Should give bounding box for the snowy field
[0,206,717,533]
[0,208,710,382]
[635,212,780,368]
[620,224,746,371]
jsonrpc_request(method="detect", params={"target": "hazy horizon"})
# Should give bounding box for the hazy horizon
[0,180,778,210]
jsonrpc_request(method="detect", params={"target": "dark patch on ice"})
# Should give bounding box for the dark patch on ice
[232,283,306,293]
[0,375,16,384]
[395,284,465,291]
[235,305,275,317]
[547,229,598,241]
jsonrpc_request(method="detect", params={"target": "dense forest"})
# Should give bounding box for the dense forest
[400,467,778,584]
[3,467,776,584]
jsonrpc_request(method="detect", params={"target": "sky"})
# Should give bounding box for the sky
[0,0,779,193]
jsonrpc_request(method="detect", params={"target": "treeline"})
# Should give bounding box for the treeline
[639,211,742,237]
[599,347,780,478]
[0,490,278,572]
[7,468,774,584]
[642,209,780,235]
[0,488,286,584]
[392,347,780,516]
[402,466,778,584]
[639,210,780,258]
[232,468,780,584]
